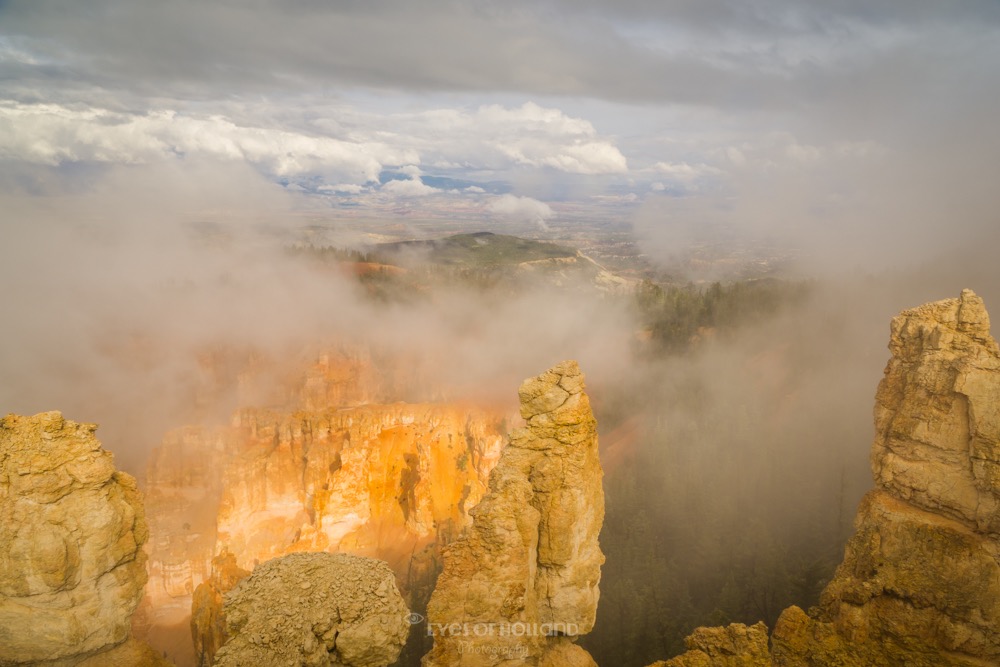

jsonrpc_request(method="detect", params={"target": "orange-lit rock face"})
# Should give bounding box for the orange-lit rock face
[141,401,508,664]
[216,404,506,572]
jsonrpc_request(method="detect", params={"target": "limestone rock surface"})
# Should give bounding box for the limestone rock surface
[213,552,409,667]
[0,412,150,666]
[422,360,605,666]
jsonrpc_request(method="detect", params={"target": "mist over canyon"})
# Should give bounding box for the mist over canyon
[3,1,1000,664]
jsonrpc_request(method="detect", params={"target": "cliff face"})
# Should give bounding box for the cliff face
[215,404,505,571]
[142,401,507,664]
[771,289,1000,666]
[654,290,1000,667]
[0,412,151,666]
[871,288,1000,533]
[422,360,605,667]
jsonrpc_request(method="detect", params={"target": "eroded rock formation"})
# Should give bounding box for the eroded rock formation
[649,290,1000,667]
[422,360,605,667]
[0,412,155,666]
[213,552,409,667]
[770,289,1000,666]
[143,402,507,664]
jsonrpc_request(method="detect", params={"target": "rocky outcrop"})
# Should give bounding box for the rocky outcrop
[422,360,605,666]
[190,549,249,666]
[0,412,152,666]
[770,289,1000,666]
[640,290,1000,667]
[649,623,770,667]
[645,290,1000,667]
[870,288,1000,532]
[213,552,409,667]
[142,403,507,664]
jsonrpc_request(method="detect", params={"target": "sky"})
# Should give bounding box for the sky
[2,0,998,256]
[2,0,1000,472]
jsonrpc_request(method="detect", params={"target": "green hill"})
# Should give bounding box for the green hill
[372,232,576,268]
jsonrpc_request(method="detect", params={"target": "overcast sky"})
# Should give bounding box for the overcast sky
[1,0,998,258]
[3,0,1000,476]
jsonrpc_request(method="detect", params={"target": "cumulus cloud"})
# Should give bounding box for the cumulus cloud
[317,183,368,194]
[0,102,413,183]
[380,176,438,197]
[474,103,628,174]
[0,100,628,201]
[486,193,555,227]
[374,102,627,176]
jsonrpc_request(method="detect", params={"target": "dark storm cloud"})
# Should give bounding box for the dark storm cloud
[2,0,997,110]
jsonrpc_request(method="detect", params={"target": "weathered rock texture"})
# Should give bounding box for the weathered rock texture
[871,289,1000,532]
[648,290,1000,667]
[770,289,1000,666]
[0,412,151,666]
[422,360,605,667]
[142,402,506,664]
[649,623,770,667]
[213,552,409,667]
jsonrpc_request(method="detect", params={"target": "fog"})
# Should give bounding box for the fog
[2,111,998,483]
[0,159,642,472]
[3,2,1000,663]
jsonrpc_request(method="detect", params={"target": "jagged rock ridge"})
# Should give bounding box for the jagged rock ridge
[0,411,160,666]
[422,360,605,667]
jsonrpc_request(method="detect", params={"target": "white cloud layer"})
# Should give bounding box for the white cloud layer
[386,103,628,175]
[1,0,997,252]
[0,100,627,188]
[486,194,555,227]
[0,102,412,182]
[379,176,437,197]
